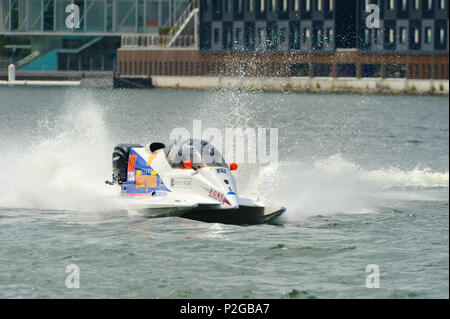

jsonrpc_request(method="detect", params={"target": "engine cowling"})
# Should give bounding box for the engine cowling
[112,144,142,183]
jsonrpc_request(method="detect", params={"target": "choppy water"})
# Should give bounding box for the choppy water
[0,87,448,298]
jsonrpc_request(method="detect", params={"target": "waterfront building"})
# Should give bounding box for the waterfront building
[0,0,189,70]
[117,0,448,80]
[1,0,447,79]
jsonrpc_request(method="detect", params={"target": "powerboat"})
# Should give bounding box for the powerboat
[107,139,285,225]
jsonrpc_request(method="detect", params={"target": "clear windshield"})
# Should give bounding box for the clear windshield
[166,139,227,169]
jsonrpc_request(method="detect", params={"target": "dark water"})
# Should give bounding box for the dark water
[0,87,448,298]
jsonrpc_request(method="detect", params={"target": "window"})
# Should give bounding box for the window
[414,28,420,43]
[294,0,300,10]
[267,22,277,49]
[385,64,406,78]
[427,0,432,10]
[223,26,232,49]
[280,27,286,44]
[226,0,232,12]
[245,24,255,48]
[440,28,445,44]
[214,0,221,13]
[214,28,220,44]
[236,28,242,43]
[425,27,432,43]
[374,29,381,43]
[306,0,311,11]
[317,0,322,11]
[293,27,300,49]
[439,0,445,9]
[316,29,322,46]
[401,0,407,10]
[258,28,265,45]
[238,0,243,13]
[271,0,276,11]
[260,0,265,11]
[362,64,381,77]
[304,28,311,43]
[389,28,395,43]
[283,0,288,11]
[329,0,333,10]
[364,29,370,44]
[248,0,254,11]
[314,63,331,76]
[326,28,334,43]
[413,0,420,9]
[388,0,394,10]
[399,27,406,43]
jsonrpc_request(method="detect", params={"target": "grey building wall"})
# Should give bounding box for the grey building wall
[199,0,449,55]
[357,0,449,54]
[199,0,336,54]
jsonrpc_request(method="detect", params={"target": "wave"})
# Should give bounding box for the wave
[0,97,119,212]
[0,95,447,222]
[314,154,448,188]
[241,154,448,222]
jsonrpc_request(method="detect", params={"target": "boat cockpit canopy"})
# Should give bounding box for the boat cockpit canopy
[166,138,227,169]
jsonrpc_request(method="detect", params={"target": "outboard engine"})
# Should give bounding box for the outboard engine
[112,144,142,184]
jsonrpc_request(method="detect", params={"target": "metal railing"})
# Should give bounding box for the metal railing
[119,0,198,49]
[121,34,196,48]
[168,0,199,37]
[16,50,41,68]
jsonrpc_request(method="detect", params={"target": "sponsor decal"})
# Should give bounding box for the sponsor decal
[216,168,227,174]
[146,153,157,166]
[141,168,155,175]
[127,154,138,182]
[136,170,157,191]
[209,188,231,206]
[170,178,192,188]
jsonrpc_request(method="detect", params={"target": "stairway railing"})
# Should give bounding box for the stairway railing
[120,0,199,49]
[16,50,41,68]
[168,0,199,37]
[121,34,196,48]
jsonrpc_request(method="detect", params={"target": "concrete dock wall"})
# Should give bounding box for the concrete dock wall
[150,76,449,95]
[0,70,114,88]
[1,69,447,94]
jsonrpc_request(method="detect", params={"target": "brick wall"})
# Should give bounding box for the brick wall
[117,48,449,79]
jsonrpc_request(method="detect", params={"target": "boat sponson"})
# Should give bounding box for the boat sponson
[180,204,285,225]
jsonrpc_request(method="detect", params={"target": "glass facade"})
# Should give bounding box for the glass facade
[0,0,189,34]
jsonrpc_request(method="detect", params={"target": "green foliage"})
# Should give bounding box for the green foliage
[159,26,172,36]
